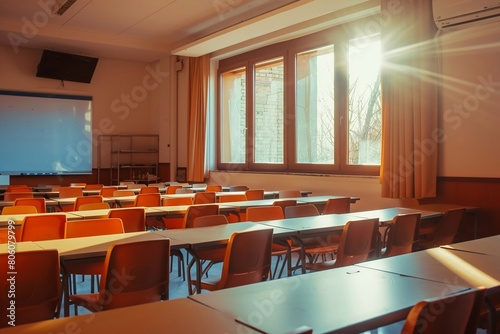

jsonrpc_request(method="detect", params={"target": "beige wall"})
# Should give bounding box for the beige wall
[209,171,402,211]
[0,45,171,168]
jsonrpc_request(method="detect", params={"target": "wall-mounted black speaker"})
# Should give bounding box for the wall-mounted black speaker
[36,50,99,84]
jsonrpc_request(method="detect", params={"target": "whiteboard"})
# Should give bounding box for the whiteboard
[0,91,92,175]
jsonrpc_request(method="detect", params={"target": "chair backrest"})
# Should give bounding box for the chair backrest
[321,197,351,214]
[245,189,265,200]
[176,188,194,194]
[78,202,111,211]
[64,218,124,238]
[401,287,486,334]
[383,213,421,257]
[3,192,34,201]
[20,213,67,241]
[219,229,273,289]
[113,190,136,197]
[433,207,467,246]
[193,192,216,204]
[166,185,182,194]
[247,206,284,222]
[100,187,118,197]
[229,185,249,191]
[0,249,60,328]
[99,239,170,310]
[183,204,220,229]
[58,186,83,198]
[7,187,33,193]
[84,184,104,190]
[278,190,302,198]
[162,197,193,206]
[74,195,104,211]
[273,200,297,210]
[284,204,320,218]
[334,218,379,267]
[191,214,229,228]
[134,193,161,207]
[206,185,223,192]
[14,197,46,213]
[1,205,38,214]
[218,194,247,203]
[108,207,146,232]
[140,186,160,194]
[70,183,86,187]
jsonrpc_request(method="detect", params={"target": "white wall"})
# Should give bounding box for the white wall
[0,45,170,167]
[437,17,500,177]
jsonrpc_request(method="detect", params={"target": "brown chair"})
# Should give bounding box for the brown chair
[187,214,229,295]
[273,199,297,210]
[183,204,220,229]
[246,205,302,278]
[3,192,34,201]
[381,213,421,257]
[420,207,467,249]
[139,186,160,194]
[78,202,111,211]
[401,287,485,334]
[58,186,84,198]
[134,193,161,207]
[306,218,379,271]
[206,185,223,192]
[284,204,320,218]
[229,185,248,191]
[195,229,272,292]
[64,217,124,238]
[14,197,46,213]
[74,195,104,211]
[219,193,247,222]
[166,185,182,194]
[245,189,265,200]
[0,249,61,327]
[84,184,104,190]
[6,185,31,192]
[321,197,351,214]
[20,213,66,241]
[108,207,146,232]
[193,192,216,204]
[69,239,170,312]
[113,189,136,197]
[161,197,194,229]
[1,205,38,214]
[99,186,118,197]
[279,190,302,198]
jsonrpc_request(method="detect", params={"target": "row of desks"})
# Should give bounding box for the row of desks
[2,211,496,333]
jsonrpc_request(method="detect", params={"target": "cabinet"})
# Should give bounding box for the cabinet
[97,134,159,185]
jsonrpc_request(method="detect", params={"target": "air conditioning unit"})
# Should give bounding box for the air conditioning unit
[433,0,500,28]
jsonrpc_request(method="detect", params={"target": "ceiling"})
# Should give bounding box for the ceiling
[0,0,379,63]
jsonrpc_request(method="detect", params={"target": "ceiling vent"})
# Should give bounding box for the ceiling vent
[52,0,78,16]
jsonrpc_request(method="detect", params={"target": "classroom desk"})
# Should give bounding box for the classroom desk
[0,198,58,209]
[52,196,117,210]
[356,247,500,333]
[404,202,480,238]
[189,265,470,334]
[0,241,44,253]
[0,212,83,227]
[442,234,500,256]
[0,298,260,334]
[350,207,442,225]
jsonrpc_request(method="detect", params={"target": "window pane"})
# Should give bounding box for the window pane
[220,68,246,164]
[348,34,382,165]
[254,58,284,164]
[295,45,335,164]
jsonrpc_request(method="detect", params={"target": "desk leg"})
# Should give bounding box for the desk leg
[186,249,201,295]
[290,236,306,274]
[60,261,70,317]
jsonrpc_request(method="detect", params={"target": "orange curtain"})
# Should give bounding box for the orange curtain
[380,0,439,199]
[187,55,210,182]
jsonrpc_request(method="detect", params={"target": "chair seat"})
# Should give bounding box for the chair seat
[69,293,102,312]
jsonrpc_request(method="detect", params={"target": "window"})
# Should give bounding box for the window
[218,19,381,175]
[254,58,284,164]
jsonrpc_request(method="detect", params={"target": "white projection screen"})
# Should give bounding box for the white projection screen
[0,90,92,175]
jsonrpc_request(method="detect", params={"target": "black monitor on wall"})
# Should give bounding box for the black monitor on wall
[0,90,93,175]
[36,50,99,84]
